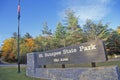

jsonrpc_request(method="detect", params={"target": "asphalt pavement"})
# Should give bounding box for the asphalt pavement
[0,62,26,67]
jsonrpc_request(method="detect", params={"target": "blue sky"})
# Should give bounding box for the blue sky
[0,0,120,46]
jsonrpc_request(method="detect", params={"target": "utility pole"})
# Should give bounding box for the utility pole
[17,0,21,73]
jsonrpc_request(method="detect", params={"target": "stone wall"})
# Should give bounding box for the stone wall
[26,53,120,80]
[26,53,38,77]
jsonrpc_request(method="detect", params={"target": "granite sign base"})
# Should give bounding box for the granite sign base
[26,66,120,80]
[26,53,120,80]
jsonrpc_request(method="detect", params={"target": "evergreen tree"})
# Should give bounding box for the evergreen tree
[64,9,84,45]
[42,21,52,36]
[23,32,32,39]
[55,22,66,47]
[83,20,111,41]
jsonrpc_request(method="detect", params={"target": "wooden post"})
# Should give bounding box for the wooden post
[91,62,96,67]
[43,65,46,68]
[62,64,65,68]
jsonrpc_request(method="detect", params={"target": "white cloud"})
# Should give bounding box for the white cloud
[100,0,112,3]
[59,0,113,23]
[74,5,110,21]
[0,34,11,46]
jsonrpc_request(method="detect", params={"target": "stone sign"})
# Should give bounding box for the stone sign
[26,40,120,80]
[36,40,107,65]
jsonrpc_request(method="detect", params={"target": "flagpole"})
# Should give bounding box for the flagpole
[17,0,20,73]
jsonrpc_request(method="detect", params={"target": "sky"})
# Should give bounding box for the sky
[0,0,120,46]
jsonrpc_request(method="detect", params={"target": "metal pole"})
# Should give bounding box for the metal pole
[17,0,20,73]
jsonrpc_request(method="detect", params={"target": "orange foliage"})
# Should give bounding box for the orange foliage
[25,38,35,47]
[20,38,35,54]
[8,52,15,59]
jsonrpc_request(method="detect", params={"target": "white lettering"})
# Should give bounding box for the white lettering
[91,44,96,49]
[53,58,69,62]
[60,58,69,62]
[79,44,96,52]
[53,58,59,62]
[63,48,77,54]
[45,51,61,57]
[39,54,43,58]
[79,46,84,51]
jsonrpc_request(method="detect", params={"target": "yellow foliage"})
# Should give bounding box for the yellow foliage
[20,38,35,54]
[25,38,35,47]
[1,38,16,61]
[117,28,120,34]
[2,38,15,53]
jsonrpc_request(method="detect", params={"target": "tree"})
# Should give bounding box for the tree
[116,26,120,34]
[106,26,120,55]
[11,32,18,59]
[55,22,66,47]
[1,38,16,62]
[20,33,34,54]
[20,38,35,54]
[34,35,54,51]
[23,32,32,39]
[12,32,18,39]
[34,36,44,52]
[64,9,84,46]
[106,31,120,55]
[64,9,79,30]
[42,21,52,36]
[83,20,111,41]
[19,33,34,64]
[55,22,66,39]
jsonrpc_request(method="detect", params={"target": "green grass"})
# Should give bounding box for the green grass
[0,60,120,80]
[97,60,120,67]
[0,66,46,80]
[46,60,120,68]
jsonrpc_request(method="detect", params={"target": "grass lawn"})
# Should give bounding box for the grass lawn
[97,60,120,67]
[0,60,120,80]
[0,66,46,80]
[63,60,120,68]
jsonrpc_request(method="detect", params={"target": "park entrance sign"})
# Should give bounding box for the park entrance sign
[36,40,107,65]
[26,40,120,80]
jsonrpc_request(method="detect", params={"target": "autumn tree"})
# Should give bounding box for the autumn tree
[1,38,16,62]
[116,26,120,34]
[20,38,35,54]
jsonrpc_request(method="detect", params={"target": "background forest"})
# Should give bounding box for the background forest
[0,10,120,63]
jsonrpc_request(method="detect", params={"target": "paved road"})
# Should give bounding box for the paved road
[108,57,120,61]
[0,58,26,67]
[0,63,26,67]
